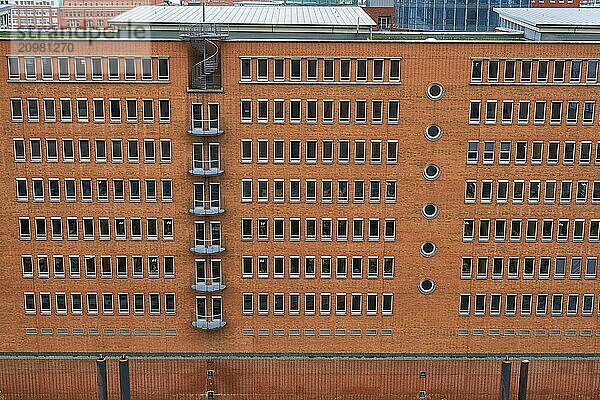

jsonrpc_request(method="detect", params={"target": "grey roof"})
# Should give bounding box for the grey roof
[495,7,600,27]
[0,4,14,14]
[110,5,376,26]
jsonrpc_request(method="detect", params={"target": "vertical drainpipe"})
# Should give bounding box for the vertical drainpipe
[500,358,511,400]
[119,355,131,400]
[96,354,108,400]
[518,360,529,400]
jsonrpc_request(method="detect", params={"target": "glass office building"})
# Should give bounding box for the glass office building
[395,0,530,31]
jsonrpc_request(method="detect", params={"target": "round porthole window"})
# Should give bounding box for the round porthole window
[424,124,442,141]
[419,278,436,294]
[423,164,440,181]
[420,242,437,257]
[426,83,444,100]
[422,203,439,219]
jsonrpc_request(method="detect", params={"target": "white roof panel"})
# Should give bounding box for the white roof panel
[495,7,600,27]
[111,5,376,26]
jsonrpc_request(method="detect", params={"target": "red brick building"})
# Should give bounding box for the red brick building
[58,0,163,29]
[531,0,580,7]
[1,5,599,399]
[8,2,60,30]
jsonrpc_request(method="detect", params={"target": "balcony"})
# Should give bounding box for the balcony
[189,202,224,216]
[192,317,226,330]
[188,120,223,136]
[191,277,226,293]
[189,159,223,177]
[190,241,225,255]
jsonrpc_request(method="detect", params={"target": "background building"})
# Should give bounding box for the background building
[58,0,162,29]
[7,0,60,29]
[364,0,394,30]
[531,0,580,7]
[394,0,530,31]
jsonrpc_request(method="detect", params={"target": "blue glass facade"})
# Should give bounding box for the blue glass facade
[395,0,530,31]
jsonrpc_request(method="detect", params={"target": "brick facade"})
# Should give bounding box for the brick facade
[1,37,599,359]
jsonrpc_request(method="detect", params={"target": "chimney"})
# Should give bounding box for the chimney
[518,360,529,400]
[119,355,131,400]
[96,354,108,400]
[500,358,511,400]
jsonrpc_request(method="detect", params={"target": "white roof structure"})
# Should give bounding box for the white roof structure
[495,7,600,27]
[111,5,375,26]
[495,7,600,41]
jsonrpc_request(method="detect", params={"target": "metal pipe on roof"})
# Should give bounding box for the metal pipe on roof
[518,360,529,400]
[119,355,131,400]
[500,359,511,400]
[96,355,108,400]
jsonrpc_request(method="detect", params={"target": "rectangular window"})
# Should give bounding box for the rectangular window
[43,99,57,123]
[550,101,562,124]
[27,98,39,122]
[159,99,170,123]
[276,58,285,81]
[488,60,499,82]
[58,57,71,80]
[554,60,565,82]
[307,58,317,81]
[109,99,121,122]
[290,100,301,123]
[338,100,350,123]
[58,99,71,122]
[586,59,598,83]
[564,141,575,164]
[290,59,301,81]
[372,59,383,81]
[371,100,383,124]
[388,100,399,124]
[306,100,317,123]
[356,59,367,81]
[14,139,25,162]
[324,59,334,81]
[141,58,152,80]
[520,60,532,82]
[504,60,515,82]
[583,101,595,124]
[240,58,251,81]
[11,98,23,122]
[389,59,400,81]
[24,57,36,79]
[158,58,169,80]
[471,59,482,82]
[322,100,334,123]
[534,101,546,124]
[570,60,582,82]
[8,56,20,79]
[459,295,470,315]
[355,100,366,124]
[340,59,350,81]
[241,99,251,123]
[469,100,481,124]
[91,57,102,80]
[537,60,548,82]
[108,57,119,80]
[500,100,513,124]
[124,57,136,80]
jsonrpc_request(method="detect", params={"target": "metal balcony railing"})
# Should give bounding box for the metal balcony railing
[191,277,226,293]
[190,239,225,255]
[189,200,224,216]
[189,159,223,176]
[180,24,229,40]
[188,118,223,136]
[192,314,226,330]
